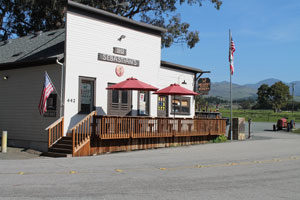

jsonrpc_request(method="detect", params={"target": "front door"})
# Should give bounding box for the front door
[157,95,168,117]
[79,78,95,114]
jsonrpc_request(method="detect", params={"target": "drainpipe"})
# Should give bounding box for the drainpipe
[56,58,64,118]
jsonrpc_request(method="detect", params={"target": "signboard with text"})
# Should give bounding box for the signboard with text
[197,78,211,95]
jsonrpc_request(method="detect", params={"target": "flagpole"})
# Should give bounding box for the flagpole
[229,29,233,141]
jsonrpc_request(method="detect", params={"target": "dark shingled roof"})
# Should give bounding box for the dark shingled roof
[0,29,65,66]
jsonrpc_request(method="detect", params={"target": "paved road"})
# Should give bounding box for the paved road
[0,125,300,199]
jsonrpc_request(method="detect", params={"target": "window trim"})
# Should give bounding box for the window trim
[170,96,191,115]
[107,82,132,116]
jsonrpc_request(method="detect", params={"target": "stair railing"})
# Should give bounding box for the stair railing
[45,117,64,148]
[70,111,97,154]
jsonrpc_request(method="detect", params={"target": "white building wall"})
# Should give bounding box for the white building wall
[64,11,162,131]
[158,67,195,118]
[64,11,197,132]
[0,64,62,151]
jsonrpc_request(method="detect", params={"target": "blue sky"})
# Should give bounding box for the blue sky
[161,0,300,85]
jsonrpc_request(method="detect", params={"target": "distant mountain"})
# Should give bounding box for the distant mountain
[209,81,257,100]
[244,78,281,90]
[208,79,300,100]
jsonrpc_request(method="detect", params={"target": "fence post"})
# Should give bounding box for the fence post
[1,131,7,153]
[72,129,75,156]
[92,116,97,137]
[248,119,252,139]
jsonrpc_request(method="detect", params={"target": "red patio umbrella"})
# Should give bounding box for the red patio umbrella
[154,83,198,118]
[106,77,158,116]
[106,77,158,91]
[153,83,198,96]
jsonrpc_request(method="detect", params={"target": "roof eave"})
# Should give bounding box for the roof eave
[0,57,61,71]
[161,60,210,74]
[68,0,167,34]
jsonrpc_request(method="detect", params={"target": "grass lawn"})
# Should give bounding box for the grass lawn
[219,109,300,123]
[293,129,300,134]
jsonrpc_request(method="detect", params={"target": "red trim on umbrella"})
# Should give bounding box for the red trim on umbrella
[154,83,198,96]
[106,77,158,91]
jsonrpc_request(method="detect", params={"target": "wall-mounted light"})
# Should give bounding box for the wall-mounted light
[181,80,187,84]
[118,35,126,41]
[3,76,8,80]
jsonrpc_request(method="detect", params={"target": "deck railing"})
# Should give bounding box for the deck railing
[45,117,64,147]
[71,111,97,153]
[93,116,226,139]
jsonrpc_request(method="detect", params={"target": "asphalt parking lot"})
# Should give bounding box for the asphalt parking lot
[0,122,299,199]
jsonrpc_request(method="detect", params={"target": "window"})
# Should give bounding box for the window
[44,94,57,117]
[171,96,190,115]
[138,91,150,116]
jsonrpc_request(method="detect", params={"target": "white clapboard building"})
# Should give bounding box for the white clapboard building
[0,1,208,152]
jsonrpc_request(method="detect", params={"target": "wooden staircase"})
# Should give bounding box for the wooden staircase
[44,111,97,158]
[43,136,73,157]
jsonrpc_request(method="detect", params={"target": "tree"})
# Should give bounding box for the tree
[0,0,222,48]
[0,0,66,41]
[269,81,291,112]
[256,84,271,109]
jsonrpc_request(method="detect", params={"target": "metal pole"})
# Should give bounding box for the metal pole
[292,83,295,114]
[229,29,233,141]
[1,131,7,153]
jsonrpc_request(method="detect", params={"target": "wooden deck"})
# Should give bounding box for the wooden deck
[94,116,226,139]
[48,114,227,157]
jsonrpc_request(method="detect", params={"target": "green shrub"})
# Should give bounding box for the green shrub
[212,135,228,143]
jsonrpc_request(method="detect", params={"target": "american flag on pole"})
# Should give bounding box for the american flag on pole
[38,72,54,115]
[229,34,236,75]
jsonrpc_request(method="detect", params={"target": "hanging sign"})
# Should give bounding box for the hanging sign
[197,78,211,95]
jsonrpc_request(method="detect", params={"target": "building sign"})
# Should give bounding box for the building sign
[115,65,124,77]
[98,53,139,67]
[197,78,211,95]
[113,47,126,56]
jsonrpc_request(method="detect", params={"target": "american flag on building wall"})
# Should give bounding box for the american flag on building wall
[38,72,54,115]
[229,35,236,75]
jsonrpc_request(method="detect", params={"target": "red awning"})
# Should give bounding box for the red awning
[154,83,198,96]
[106,77,158,91]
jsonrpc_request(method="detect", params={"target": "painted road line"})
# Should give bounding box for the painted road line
[0,155,299,175]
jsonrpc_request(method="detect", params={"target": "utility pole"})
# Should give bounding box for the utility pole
[291,83,295,114]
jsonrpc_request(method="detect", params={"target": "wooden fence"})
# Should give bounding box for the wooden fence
[93,116,226,139]
[45,117,64,147]
[71,111,97,153]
